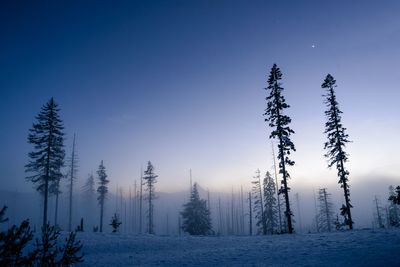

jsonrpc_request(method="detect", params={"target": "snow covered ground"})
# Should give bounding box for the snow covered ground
[78,229,400,266]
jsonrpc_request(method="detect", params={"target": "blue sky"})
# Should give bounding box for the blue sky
[1,0,400,195]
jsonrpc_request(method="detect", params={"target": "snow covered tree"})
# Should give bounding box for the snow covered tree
[388,186,400,227]
[181,183,212,235]
[264,64,296,234]
[389,186,400,205]
[110,213,122,233]
[25,97,65,228]
[263,171,278,234]
[252,169,266,235]
[97,160,109,232]
[322,74,353,229]
[67,133,78,231]
[317,188,334,232]
[143,161,158,234]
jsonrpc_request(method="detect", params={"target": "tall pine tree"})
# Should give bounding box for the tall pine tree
[97,160,109,232]
[322,74,353,229]
[317,188,334,232]
[143,161,157,234]
[26,98,65,228]
[264,64,296,234]
[181,183,212,235]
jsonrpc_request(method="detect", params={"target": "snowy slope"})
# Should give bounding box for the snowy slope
[78,229,400,266]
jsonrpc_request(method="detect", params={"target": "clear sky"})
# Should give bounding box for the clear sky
[1,0,399,195]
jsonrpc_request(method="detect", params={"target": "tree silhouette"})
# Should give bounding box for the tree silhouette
[322,74,353,229]
[97,160,109,232]
[143,161,157,234]
[181,183,212,235]
[25,98,65,229]
[264,64,296,234]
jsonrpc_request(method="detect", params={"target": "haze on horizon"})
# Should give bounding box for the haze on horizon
[1,0,399,218]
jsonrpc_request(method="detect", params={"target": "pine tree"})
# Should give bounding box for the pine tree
[67,133,78,231]
[0,206,8,224]
[25,98,65,229]
[317,188,334,232]
[82,173,96,227]
[264,64,296,234]
[97,160,109,232]
[388,186,400,227]
[251,169,266,235]
[389,186,400,205]
[181,183,212,235]
[143,161,158,234]
[59,231,84,265]
[321,74,353,229]
[263,171,278,234]
[0,219,37,266]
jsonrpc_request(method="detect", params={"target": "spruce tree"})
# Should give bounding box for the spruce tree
[264,64,296,234]
[321,74,353,229]
[263,171,278,234]
[97,160,109,232]
[388,186,400,227]
[251,169,266,235]
[25,98,65,228]
[110,213,122,233]
[143,161,157,234]
[389,186,400,205]
[181,183,212,235]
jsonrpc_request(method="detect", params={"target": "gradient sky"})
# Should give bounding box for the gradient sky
[1,0,400,198]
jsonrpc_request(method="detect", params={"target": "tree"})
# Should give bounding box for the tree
[110,213,122,233]
[26,97,65,229]
[388,186,400,227]
[143,161,158,234]
[264,64,296,234]
[97,160,109,232]
[181,183,212,235]
[321,74,353,229]
[389,186,400,205]
[0,206,8,224]
[82,172,96,227]
[67,133,78,231]
[252,169,266,235]
[317,188,334,232]
[373,196,385,229]
[263,171,278,234]
[50,173,62,227]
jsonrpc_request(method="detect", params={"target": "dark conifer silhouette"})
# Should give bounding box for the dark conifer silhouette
[110,213,122,233]
[97,160,109,232]
[0,206,8,223]
[322,74,353,229]
[264,64,296,234]
[181,183,212,235]
[143,161,158,234]
[25,97,65,229]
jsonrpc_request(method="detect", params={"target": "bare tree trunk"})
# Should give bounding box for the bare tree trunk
[68,134,76,231]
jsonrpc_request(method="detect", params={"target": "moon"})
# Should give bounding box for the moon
[311,44,316,48]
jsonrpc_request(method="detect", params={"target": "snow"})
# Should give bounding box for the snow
[78,229,400,266]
